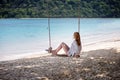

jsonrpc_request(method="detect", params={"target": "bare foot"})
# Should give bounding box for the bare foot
[45,47,52,53]
[51,50,57,55]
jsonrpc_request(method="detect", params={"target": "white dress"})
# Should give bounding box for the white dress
[67,40,82,56]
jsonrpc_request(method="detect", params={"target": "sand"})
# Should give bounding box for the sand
[0,39,120,80]
[0,48,120,80]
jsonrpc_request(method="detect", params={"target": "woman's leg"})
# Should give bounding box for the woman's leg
[52,42,69,55]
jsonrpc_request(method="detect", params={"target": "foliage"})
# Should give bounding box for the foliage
[0,0,120,18]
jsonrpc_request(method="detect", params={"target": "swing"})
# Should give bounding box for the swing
[46,1,80,53]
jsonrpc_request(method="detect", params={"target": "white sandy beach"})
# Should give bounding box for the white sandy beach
[0,43,120,80]
[23,38,120,60]
[1,37,120,62]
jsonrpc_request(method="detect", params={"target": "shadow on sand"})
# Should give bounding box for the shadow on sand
[0,48,120,80]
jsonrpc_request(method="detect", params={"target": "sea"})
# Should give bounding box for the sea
[0,18,120,61]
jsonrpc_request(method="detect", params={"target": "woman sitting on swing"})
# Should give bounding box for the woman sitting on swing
[47,32,82,57]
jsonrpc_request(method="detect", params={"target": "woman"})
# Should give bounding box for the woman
[48,32,82,57]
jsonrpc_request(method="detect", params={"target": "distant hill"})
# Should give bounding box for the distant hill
[0,0,120,18]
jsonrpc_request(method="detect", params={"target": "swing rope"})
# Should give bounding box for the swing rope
[48,17,52,49]
[78,0,80,33]
[78,18,80,33]
[47,0,80,52]
[47,0,52,53]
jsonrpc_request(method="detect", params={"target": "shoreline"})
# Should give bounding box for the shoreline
[0,38,120,62]
[1,18,120,62]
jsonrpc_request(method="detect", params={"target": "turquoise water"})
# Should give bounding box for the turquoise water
[0,18,120,61]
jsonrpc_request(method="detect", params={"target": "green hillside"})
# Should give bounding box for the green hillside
[0,0,120,18]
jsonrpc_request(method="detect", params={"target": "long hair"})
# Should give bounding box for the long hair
[74,32,81,46]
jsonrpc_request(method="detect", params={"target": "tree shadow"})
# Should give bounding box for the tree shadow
[79,48,120,80]
[0,48,120,80]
